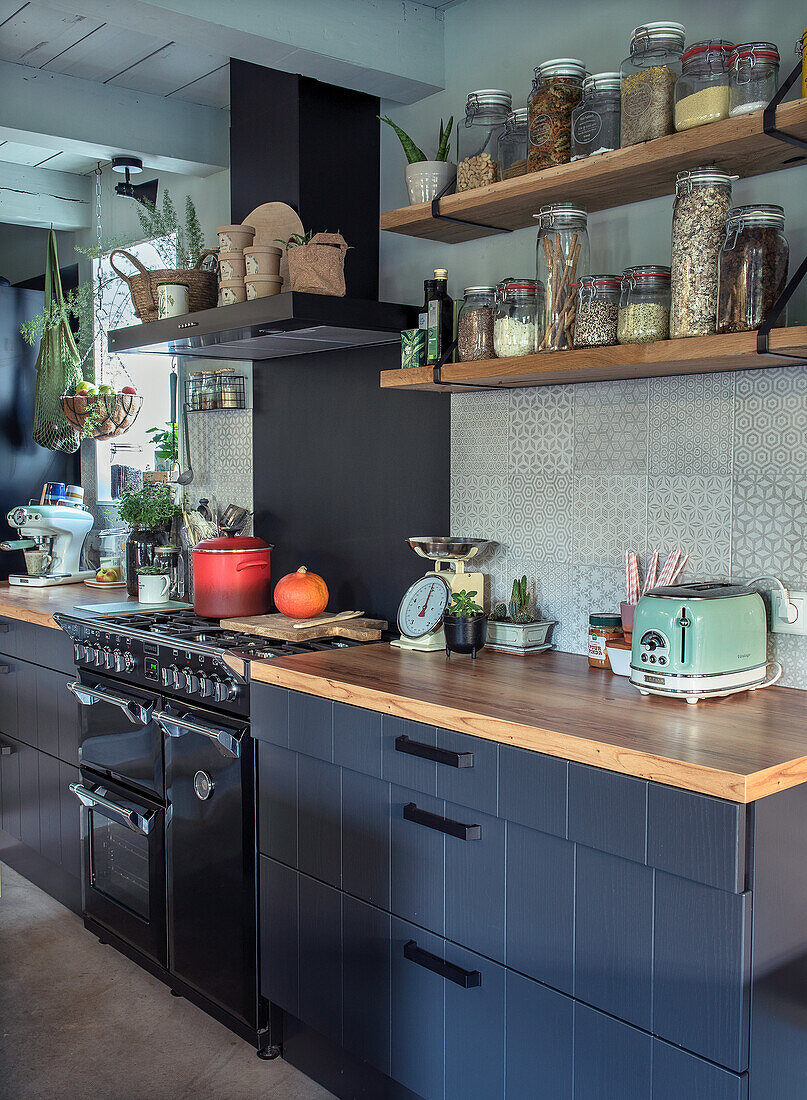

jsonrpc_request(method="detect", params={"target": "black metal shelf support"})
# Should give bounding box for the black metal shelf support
[430,176,513,235]
[431,337,504,390]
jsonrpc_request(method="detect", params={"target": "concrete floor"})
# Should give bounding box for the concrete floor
[0,864,333,1099]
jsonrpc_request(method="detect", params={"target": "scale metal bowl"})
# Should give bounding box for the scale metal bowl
[408,537,493,561]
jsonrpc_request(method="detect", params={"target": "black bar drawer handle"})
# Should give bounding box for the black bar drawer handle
[0,743,13,755]
[395,734,473,769]
[403,940,481,988]
[403,801,480,841]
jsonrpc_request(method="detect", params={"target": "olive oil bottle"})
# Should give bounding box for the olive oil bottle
[425,268,453,365]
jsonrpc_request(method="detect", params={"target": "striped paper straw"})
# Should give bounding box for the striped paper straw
[658,550,680,587]
[626,550,640,604]
[670,554,689,584]
[642,549,659,595]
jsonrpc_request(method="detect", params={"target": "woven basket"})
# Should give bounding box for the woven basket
[60,392,143,440]
[287,233,348,297]
[109,249,218,322]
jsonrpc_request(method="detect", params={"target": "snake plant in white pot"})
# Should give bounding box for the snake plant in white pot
[380,115,455,205]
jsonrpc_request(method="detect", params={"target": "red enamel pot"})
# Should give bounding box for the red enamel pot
[192,535,273,619]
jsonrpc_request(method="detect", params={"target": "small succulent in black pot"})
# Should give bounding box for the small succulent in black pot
[443,589,487,658]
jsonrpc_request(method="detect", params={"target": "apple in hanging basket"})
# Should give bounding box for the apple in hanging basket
[121,385,137,395]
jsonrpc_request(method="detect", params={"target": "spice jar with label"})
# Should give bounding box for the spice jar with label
[674,40,734,131]
[535,203,590,351]
[588,613,624,669]
[617,266,671,344]
[528,59,586,172]
[574,275,621,348]
[458,287,497,361]
[497,108,529,179]
[717,205,789,334]
[457,89,511,192]
[670,167,733,338]
[571,72,622,160]
[493,279,542,358]
[620,21,685,146]
[728,42,780,117]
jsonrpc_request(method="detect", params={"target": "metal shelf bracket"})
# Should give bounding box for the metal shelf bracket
[430,337,503,390]
[430,177,513,235]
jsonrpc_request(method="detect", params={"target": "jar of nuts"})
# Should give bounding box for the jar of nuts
[457,89,512,192]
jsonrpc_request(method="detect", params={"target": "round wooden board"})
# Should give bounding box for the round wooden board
[243,202,304,289]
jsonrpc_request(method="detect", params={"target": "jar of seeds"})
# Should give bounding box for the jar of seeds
[574,275,621,348]
[571,72,622,160]
[497,108,529,179]
[674,40,733,131]
[618,266,671,344]
[729,43,780,117]
[528,59,586,172]
[717,205,789,333]
[621,21,685,146]
[458,286,497,361]
[457,89,512,191]
[670,166,733,338]
[535,203,590,351]
[493,279,543,357]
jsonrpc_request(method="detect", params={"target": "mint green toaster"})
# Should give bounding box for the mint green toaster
[630,582,768,703]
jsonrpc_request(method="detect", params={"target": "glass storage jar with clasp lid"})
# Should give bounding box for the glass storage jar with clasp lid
[493,279,543,358]
[670,166,734,338]
[534,204,590,351]
[674,40,734,131]
[457,287,497,362]
[457,89,512,192]
[528,59,586,172]
[574,276,621,348]
[728,43,780,117]
[617,266,671,344]
[717,205,789,334]
[571,73,622,160]
[620,21,686,146]
[497,108,529,179]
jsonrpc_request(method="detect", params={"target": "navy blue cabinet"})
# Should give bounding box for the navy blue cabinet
[505,970,573,1099]
[390,785,445,935]
[574,1003,652,1099]
[342,893,391,1076]
[390,918,445,1099]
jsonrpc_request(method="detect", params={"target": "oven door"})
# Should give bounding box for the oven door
[70,770,167,968]
[68,676,163,797]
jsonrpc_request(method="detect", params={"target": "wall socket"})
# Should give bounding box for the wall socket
[772,591,807,635]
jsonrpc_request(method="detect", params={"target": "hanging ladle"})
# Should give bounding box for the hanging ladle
[176,401,194,486]
[168,371,181,482]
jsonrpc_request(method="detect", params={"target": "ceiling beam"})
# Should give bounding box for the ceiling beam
[0,160,92,229]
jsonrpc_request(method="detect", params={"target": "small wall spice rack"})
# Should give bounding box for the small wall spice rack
[186,369,247,410]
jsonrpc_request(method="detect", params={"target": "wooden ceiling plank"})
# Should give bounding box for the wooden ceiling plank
[106,40,229,97]
[41,22,169,82]
[0,3,103,68]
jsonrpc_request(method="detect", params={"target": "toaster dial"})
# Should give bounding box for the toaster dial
[638,629,671,667]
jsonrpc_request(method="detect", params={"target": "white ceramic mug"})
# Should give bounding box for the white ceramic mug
[138,573,171,604]
[157,283,190,319]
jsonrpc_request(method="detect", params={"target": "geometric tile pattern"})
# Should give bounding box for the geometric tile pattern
[573,378,649,474]
[509,472,573,562]
[572,475,647,567]
[731,473,807,585]
[734,365,807,477]
[646,475,732,577]
[510,386,575,474]
[648,373,733,476]
[187,409,254,532]
[451,391,509,479]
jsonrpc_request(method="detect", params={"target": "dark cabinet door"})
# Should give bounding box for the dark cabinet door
[35,669,62,759]
[341,768,390,910]
[573,1002,652,1100]
[57,673,80,766]
[259,855,300,1017]
[505,970,573,1099]
[58,762,81,879]
[443,941,505,1100]
[298,873,342,1045]
[652,1039,748,1100]
[390,917,445,1100]
[297,753,341,889]
[444,801,505,963]
[38,751,61,865]
[257,741,298,866]
[18,739,40,852]
[0,657,18,740]
[342,892,391,1077]
[0,735,21,839]
[390,785,445,936]
[14,659,38,748]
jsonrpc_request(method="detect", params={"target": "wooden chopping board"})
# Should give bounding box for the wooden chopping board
[243,202,304,289]
[222,611,387,643]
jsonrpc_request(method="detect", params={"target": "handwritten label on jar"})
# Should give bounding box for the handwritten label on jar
[622,83,652,119]
[529,114,553,148]
[573,110,603,144]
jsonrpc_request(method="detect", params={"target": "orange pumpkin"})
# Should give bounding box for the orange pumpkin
[274,566,329,619]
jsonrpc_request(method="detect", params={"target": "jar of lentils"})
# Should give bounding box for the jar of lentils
[497,108,529,179]
[728,43,780,117]
[571,72,622,160]
[493,279,543,358]
[618,266,671,344]
[620,21,685,146]
[670,166,733,338]
[535,203,590,351]
[574,275,621,348]
[674,40,734,131]
[457,286,497,361]
[457,89,511,191]
[717,205,789,333]
[528,59,586,172]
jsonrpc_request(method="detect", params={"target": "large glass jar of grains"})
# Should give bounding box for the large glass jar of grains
[674,40,733,131]
[457,89,511,191]
[535,203,590,351]
[457,287,497,361]
[574,276,621,348]
[497,108,529,179]
[717,205,789,333]
[493,279,543,358]
[620,22,685,146]
[618,266,671,344]
[571,72,622,160]
[528,59,586,172]
[728,43,780,117]
[670,166,733,338]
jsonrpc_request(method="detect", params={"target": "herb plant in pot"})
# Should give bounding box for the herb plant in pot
[117,482,180,596]
[136,563,172,604]
[443,589,487,658]
[380,115,455,205]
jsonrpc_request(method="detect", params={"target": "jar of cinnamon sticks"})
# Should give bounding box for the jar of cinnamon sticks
[534,203,590,351]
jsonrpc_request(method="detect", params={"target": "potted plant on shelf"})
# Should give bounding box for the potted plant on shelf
[443,588,487,658]
[380,115,455,205]
[135,562,172,604]
[117,482,180,596]
[147,421,179,472]
[487,575,557,655]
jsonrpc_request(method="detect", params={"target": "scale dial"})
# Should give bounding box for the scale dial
[398,574,451,639]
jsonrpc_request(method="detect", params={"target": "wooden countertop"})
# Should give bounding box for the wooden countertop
[0,581,137,629]
[238,644,807,803]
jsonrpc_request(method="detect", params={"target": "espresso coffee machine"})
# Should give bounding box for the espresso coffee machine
[2,503,94,586]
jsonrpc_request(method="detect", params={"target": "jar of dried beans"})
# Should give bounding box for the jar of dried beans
[498,108,529,179]
[618,266,671,344]
[457,89,511,192]
[571,72,622,160]
[493,279,543,358]
[535,204,589,351]
[528,59,586,172]
[458,286,497,361]
[716,205,789,334]
[620,21,685,146]
[728,43,780,117]
[674,40,733,131]
[574,275,621,348]
[670,166,733,338]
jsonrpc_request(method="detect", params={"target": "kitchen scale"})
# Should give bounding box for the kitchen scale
[391,537,492,653]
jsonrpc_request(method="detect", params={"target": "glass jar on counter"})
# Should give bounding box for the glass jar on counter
[589,614,624,669]
[716,205,789,333]
[458,287,497,361]
[618,266,671,344]
[528,59,586,172]
[497,108,529,179]
[674,40,734,131]
[620,21,685,146]
[535,203,590,351]
[493,279,542,358]
[670,166,733,338]
[571,72,622,160]
[457,89,511,192]
[728,43,780,117]
[574,275,621,348]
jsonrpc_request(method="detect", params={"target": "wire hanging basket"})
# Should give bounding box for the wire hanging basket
[60,391,143,440]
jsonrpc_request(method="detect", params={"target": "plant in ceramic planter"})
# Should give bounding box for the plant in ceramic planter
[379,114,456,205]
[443,589,487,658]
[118,482,179,596]
[488,575,557,654]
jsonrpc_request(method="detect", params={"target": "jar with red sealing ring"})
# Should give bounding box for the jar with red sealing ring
[573,275,621,348]
[589,614,624,669]
[728,42,780,117]
[674,39,734,131]
[617,265,671,344]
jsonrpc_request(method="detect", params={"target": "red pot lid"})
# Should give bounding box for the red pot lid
[194,535,273,552]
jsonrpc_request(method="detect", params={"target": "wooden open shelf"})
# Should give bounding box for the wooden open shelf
[380,99,807,243]
[380,326,807,391]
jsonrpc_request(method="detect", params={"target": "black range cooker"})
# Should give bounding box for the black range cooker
[55,608,366,1055]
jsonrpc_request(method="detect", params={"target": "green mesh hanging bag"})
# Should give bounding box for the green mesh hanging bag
[32,229,84,453]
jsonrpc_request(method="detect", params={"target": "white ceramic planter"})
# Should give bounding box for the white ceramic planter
[404,160,456,205]
[486,619,556,654]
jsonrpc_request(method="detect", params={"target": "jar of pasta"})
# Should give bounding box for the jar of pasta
[528,59,586,172]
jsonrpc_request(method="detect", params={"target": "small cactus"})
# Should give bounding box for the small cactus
[490,602,508,621]
[508,575,535,624]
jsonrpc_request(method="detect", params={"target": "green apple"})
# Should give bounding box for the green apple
[98,384,114,395]
[96,567,120,583]
[75,381,96,395]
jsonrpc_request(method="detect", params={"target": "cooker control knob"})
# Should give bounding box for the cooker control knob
[113,649,125,672]
[164,664,180,689]
[89,646,101,664]
[210,675,236,703]
[184,671,200,694]
[102,647,115,669]
[73,643,86,662]
[198,675,213,698]
[161,666,172,687]
[123,652,135,672]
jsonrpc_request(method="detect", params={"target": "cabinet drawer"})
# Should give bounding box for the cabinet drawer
[382,715,438,795]
[252,684,290,748]
[0,618,75,674]
[333,702,382,777]
[498,743,567,839]
[0,733,21,839]
[436,729,498,816]
[648,785,746,893]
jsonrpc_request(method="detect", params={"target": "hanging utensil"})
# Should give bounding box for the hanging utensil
[168,370,181,482]
[176,402,194,486]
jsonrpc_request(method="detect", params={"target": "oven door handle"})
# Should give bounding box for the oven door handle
[67,681,153,726]
[68,783,155,835]
[154,711,242,758]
